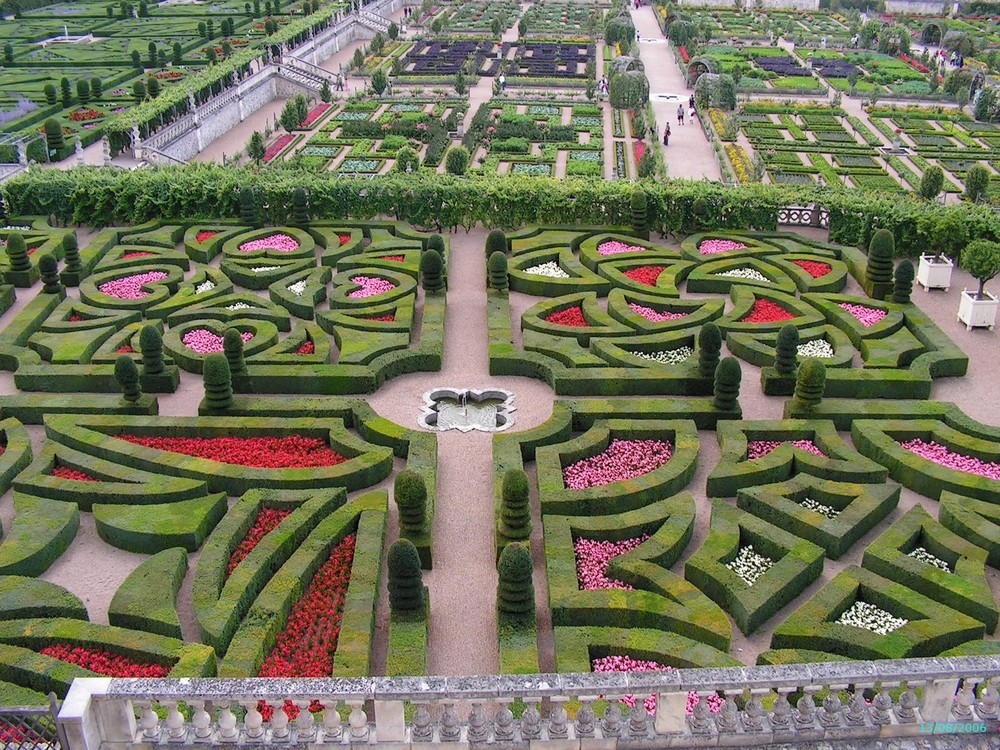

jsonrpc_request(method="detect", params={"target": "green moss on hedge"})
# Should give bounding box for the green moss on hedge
[0,576,87,622]
[0,495,79,577]
[94,493,227,554]
[108,548,187,638]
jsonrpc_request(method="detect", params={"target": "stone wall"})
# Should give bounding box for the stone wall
[884,0,949,12]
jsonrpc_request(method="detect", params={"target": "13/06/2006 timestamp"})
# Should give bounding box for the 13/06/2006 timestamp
[919,722,988,734]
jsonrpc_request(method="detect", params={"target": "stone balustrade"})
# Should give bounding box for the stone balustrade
[57,656,999,749]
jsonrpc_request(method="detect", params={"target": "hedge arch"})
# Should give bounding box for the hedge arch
[687,57,717,84]
[921,21,945,45]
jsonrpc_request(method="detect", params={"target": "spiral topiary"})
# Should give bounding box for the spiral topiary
[62,233,80,271]
[394,469,427,532]
[485,229,508,258]
[4,232,30,272]
[793,358,826,411]
[202,352,233,410]
[497,468,531,545]
[488,251,509,292]
[387,539,425,616]
[698,321,722,378]
[892,259,915,304]
[865,228,895,298]
[712,356,742,411]
[773,324,799,375]
[630,188,649,240]
[223,327,246,373]
[139,325,164,375]
[114,355,142,402]
[420,249,446,293]
[497,542,534,622]
[38,254,61,293]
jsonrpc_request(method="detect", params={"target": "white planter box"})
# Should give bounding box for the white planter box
[916,254,953,291]
[958,289,998,331]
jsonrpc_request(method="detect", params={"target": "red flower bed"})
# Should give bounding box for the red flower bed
[623,265,665,286]
[899,53,929,73]
[68,108,104,122]
[227,506,293,576]
[791,259,832,278]
[380,255,405,262]
[40,643,168,677]
[366,314,395,322]
[634,141,646,162]
[67,314,83,322]
[263,134,295,163]
[741,299,795,323]
[122,251,154,259]
[338,234,352,246]
[196,230,219,243]
[117,434,348,469]
[51,465,97,482]
[678,45,690,63]
[257,534,356,677]
[296,340,316,355]
[152,70,184,80]
[546,306,589,327]
[298,102,331,128]
[116,344,134,353]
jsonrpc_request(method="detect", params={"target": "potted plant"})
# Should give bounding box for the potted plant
[958,239,1000,331]
[917,213,966,292]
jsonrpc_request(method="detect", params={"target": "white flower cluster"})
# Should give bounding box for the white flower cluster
[797,339,835,359]
[800,496,839,519]
[226,302,252,311]
[5,225,31,231]
[253,266,280,273]
[836,601,908,635]
[631,346,693,365]
[716,268,770,283]
[725,545,773,587]
[524,261,570,278]
[908,546,951,572]
[287,280,308,297]
[194,280,216,294]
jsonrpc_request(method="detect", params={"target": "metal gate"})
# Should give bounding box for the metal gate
[0,694,65,750]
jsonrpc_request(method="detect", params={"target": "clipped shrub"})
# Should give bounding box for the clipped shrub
[892,259,915,304]
[865,228,895,299]
[445,145,469,176]
[793,358,826,411]
[773,324,799,375]
[394,145,420,173]
[76,79,90,105]
[425,234,445,254]
[38,254,61,293]
[394,469,427,532]
[44,118,64,152]
[961,239,1000,299]
[62,233,80,271]
[202,352,232,410]
[291,186,309,225]
[698,321,722,378]
[44,83,57,105]
[498,468,531,544]
[919,165,944,201]
[139,325,164,374]
[965,163,991,204]
[712,356,741,411]
[114,355,141,402]
[239,185,260,227]
[488,251,509,292]
[222,328,246,373]
[485,228,508,257]
[497,542,534,622]
[630,188,649,240]
[420,249,445,293]
[387,539,424,615]
[4,232,30,272]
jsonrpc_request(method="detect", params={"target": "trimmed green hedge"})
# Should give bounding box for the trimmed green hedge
[0,576,87,622]
[939,491,1000,569]
[108,548,188,639]
[553,626,741,672]
[0,418,32,499]
[386,592,428,677]
[0,494,78,577]
[94,493,227,553]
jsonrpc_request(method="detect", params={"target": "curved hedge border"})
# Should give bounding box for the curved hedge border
[268,266,332,320]
[605,290,724,334]
[165,292,293,331]
[161,318,280,374]
[729,324,854,370]
[553,626,741,672]
[146,266,235,320]
[108,548,188,639]
[577,233,679,273]
[686,256,799,296]
[0,418,32,498]
[76,265,185,313]
[509,248,611,297]
[716,287,826,335]
[597,258,693,297]
[0,494,78,577]
[94,493,227,554]
[0,576,87,622]
[219,256,316,291]
[939,491,1000,569]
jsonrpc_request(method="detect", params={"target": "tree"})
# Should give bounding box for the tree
[223,328,246,373]
[172,41,183,66]
[148,41,158,66]
[90,77,103,100]
[965,163,991,204]
[712,356,741,411]
[454,68,467,95]
[865,228,895,299]
[76,79,90,104]
[490,17,501,36]
[697,321,722,378]
[394,145,419,173]
[485,229,507,257]
[497,542,534,623]
[131,49,142,69]
[319,77,332,103]
[488,251,509,292]
[138,0,148,15]
[247,131,266,166]
[961,239,1000,299]
[132,79,146,102]
[604,12,635,46]
[146,76,161,99]
[793,359,826,411]
[918,165,944,201]
[203,353,233,410]
[630,188,648,240]
[207,19,215,39]
[609,70,649,110]
[773,324,799,375]
[44,83,57,105]
[206,47,217,64]
[62,233,80,271]
[388,21,399,40]
[115,355,142,403]
[432,17,443,33]
[497,468,530,545]
[198,20,207,38]
[38,254,61,294]
[387,539,424,616]
[60,76,72,107]
[420,249,445,293]
[370,32,385,55]
[43,119,65,153]
[351,46,364,70]
[445,145,468,175]
[140,325,164,374]
[892,259,915,304]
[394,469,427,531]
[4,232,30,272]
[371,67,388,95]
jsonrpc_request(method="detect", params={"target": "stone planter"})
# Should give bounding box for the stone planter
[916,254,953,292]
[958,289,998,331]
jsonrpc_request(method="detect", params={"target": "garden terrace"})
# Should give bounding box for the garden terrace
[396,39,495,78]
[431,0,521,34]
[520,0,607,38]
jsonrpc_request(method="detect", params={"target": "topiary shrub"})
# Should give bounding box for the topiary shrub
[114,355,141,402]
[698,321,722,378]
[892,259,915,304]
[38,254,61,294]
[62,233,80,271]
[485,228,508,258]
[387,539,425,616]
[139,325,164,374]
[420,249,445,293]
[774,324,799,375]
[965,163,991,204]
[793,358,826,411]
[425,234,445,254]
[712,356,741,411]
[488,251,509,292]
[865,228,895,299]
[202,352,232,410]
[445,145,469,175]
[239,186,260,227]
[222,328,246,373]
[291,186,309,225]
[497,542,534,623]
[394,469,427,532]
[394,145,420,173]
[630,188,649,240]
[497,468,531,545]
[5,232,30,272]
[44,118,64,152]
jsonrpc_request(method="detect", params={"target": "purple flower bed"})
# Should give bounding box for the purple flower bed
[563,438,673,490]
[899,438,1000,480]
[747,440,826,460]
[756,56,810,76]
[574,535,649,590]
[811,59,856,78]
[401,40,493,75]
[507,42,594,79]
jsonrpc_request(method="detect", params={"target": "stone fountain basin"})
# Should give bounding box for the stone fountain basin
[419,387,515,432]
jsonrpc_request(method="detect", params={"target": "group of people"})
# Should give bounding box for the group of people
[941,48,965,68]
[663,96,696,145]
[597,75,609,98]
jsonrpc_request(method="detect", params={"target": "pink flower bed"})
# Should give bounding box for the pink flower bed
[838,302,886,328]
[122,251,154,259]
[563,438,673,490]
[98,271,168,300]
[628,302,688,322]
[182,329,253,354]
[592,656,723,715]
[747,440,826,460]
[899,439,1000,480]
[699,239,747,255]
[598,240,646,256]
[348,276,396,298]
[239,234,300,253]
[575,535,649,590]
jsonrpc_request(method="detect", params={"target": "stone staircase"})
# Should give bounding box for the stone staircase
[357,8,390,34]
[276,58,340,94]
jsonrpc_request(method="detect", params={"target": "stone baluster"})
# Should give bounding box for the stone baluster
[216,702,239,743]
[714,693,739,734]
[601,701,623,738]
[819,687,845,729]
[241,701,265,741]
[190,700,213,741]
[687,692,713,735]
[493,699,516,742]
[439,702,461,742]
[163,701,187,742]
[294,700,317,742]
[411,703,433,741]
[741,689,767,733]
[978,677,999,720]
[895,682,919,724]
[320,704,342,743]
[520,700,542,740]
[844,689,868,726]
[628,700,650,738]
[575,696,596,738]
[870,683,895,726]
[269,701,290,741]
[137,701,160,742]
[795,687,819,730]
[548,697,569,740]
[466,702,489,743]
[952,677,979,720]
[769,689,794,733]
[346,700,369,742]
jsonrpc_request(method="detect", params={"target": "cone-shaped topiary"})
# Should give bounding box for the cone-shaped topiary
[497,542,534,622]
[793,358,826,411]
[114,355,142,402]
[394,468,427,532]
[420,249,445,293]
[630,188,649,240]
[498,468,531,544]
[712,356,742,411]
[62,232,80,271]
[485,229,508,258]
[488,251,509,292]
[5,232,30,272]
[387,538,425,616]
[223,327,246,373]
[239,186,260,227]
[291,186,309,225]
[139,325,164,375]
[865,228,895,298]
[698,321,722,378]
[892,259,915,304]
[773,324,799,375]
[38,254,61,293]
[203,352,233,410]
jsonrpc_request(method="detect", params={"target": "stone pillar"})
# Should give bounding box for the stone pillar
[59,679,136,750]
[17,141,27,167]
[921,678,961,723]
[131,124,142,160]
[101,136,111,166]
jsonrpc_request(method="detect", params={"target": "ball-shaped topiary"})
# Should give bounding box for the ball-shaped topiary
[61,232,80,271]
[712,356,742,411]
[485,229,508,258]
[38,254,61,293]
[497,542,534,622]
[630,188,649,240]
[223,327,246,373]
[420,249,446,293]
[892,259,915,304]
[793,358,826,411]
[497,468,531,544]
[445,145,469,175]
[394,469,427,532]
[139,325,164,375]
[866,228,895,285]
[4,231,30,272]
[697,321,722,378]
[114,354,141,402]
[202,352,233,410]
[488,251,509,292]
[773,324,799,375]
[387,539,425,616]
[425,234,445,254]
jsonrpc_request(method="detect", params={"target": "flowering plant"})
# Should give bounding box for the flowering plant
[740,299,795,323]
[801,497,838,518]
[791,259,832,278]
[118,434,348,469]
[574,535,649,590]
[296,340,316,355]
[797,339,834,358]
[182,328,253,354]
[545,306,588,327]
[598,240,646,256]
[838,302,886,328]
[592,656,722,715]
[898,438,1000,480]
[725,545,773,586]
[908,546,951,572]
[348,276,396,298]
[338,234,353,246]
[366,314,395,322]
[628,302,688,322]
[239,234,300,253]
[116,344,134,354]
[227,507,293,576]
[98,271,168,300]
[40,644,168,677]
[717,267,770,283]
[194,280,215,294]
[68,108,104,122]
[747,439,825,460]
[563,438,673,490]
[524,261,570,278]
[380,255,405,262]
[699,239,747,255]
[837,600,907,634]
[51,465,97,481]
[195,230,219,243]
[623,266,665,286]
[121,251,154,259]
[631,346,693,365]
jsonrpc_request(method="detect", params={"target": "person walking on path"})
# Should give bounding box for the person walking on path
[663,123,671,145]
[689,104,696,125]
[677,104,684,125]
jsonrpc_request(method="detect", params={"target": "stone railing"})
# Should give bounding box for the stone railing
[57,656,1000,749]
[778,204,830,229]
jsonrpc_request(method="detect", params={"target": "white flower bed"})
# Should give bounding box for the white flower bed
[797,339,835,359]
[524,261,570,278]
[836,601,907,634]
[725,545,773,586]
[287,280,308,297]
[631,346,693,365]
[253,266,280,273]
[226,302,252,311]
[800,496,839,519]
[908,546,951,572]
[716,268,770,283]
[5,225,31,231]
[194,280,216,294]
